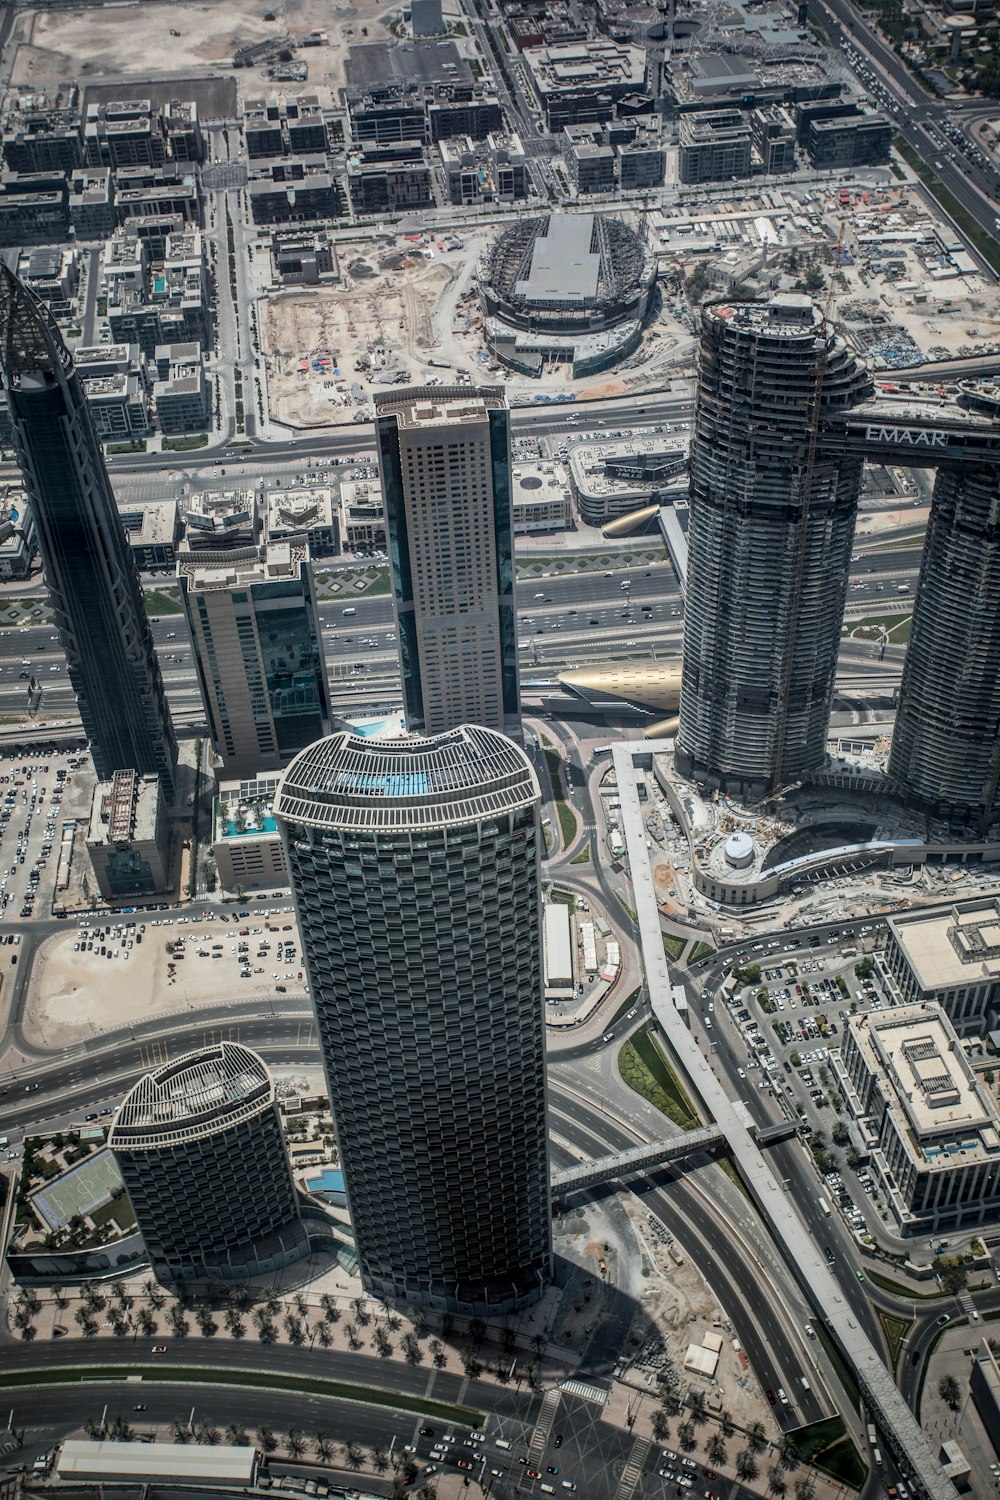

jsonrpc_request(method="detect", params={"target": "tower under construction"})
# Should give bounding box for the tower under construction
[675,295,870,798]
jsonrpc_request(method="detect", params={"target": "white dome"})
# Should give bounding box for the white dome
[724,831,755,869]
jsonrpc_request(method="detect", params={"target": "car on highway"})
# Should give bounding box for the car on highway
[152,1344,167,1354]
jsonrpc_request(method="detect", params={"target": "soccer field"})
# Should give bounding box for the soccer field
[32,1149,124,1230]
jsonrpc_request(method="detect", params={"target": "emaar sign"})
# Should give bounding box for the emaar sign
[864,425,949,449]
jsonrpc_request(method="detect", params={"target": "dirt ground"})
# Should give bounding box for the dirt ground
[262,256,456,427]
[23,917,306,1049]
[12,0,422,103]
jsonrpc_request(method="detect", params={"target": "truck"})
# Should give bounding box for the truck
[819,1196,831,1216]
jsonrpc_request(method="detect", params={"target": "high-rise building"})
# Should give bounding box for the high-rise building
[275,725,551,1313]
[676,296,870,797]
[375,385,520,738]
[178,540,331,779]
[109,1041,305,1284]
[888,463,1000,823]
[0,264,176,787]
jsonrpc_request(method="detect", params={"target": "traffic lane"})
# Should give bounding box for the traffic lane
[548,1101,817,1423]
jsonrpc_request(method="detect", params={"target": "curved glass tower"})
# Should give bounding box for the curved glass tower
[275,724,551,1314]
[676,295,870,797]
[888,463,1000,823]
[110,1041,303,1284]
[0,265,175,787]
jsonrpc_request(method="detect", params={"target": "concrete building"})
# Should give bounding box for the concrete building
[375,385,520,739]
[117,496,179,571]
[888,461,1000,823]
[1,102,82,173]
[0,266,176,789]
[339,479,385,550]
[109,1042,305,1284]
[521,40,648,129]
[179,542,332,779]
[411,0,445,33]
[971,1340,1000,1458]
[566,435,687,525]
[750,104,797,174]
[884,900,1000,1037]
[0,188,68,247]
[679,110,753,184]
[248,156,338,225]
[489,133,529,199]
[564,126,617,194]
[243,95,328,157]
[543,900,574,998]
[86,768,171,901]
[797,102,892,169]
[265,487,339,556]
[270,231,338,285]
[68,168,115,239]
[675,296,870,797]
[183,490,259,552]
[275,725,552,1313]
[79,371,149,440]
[83,98,166,169]
[511,462,572,532]
[841,1005,1000,1231]
[212,773,287,892]
[152,343,210,434]
[0,487,36,579]
[347,143,432,213]
[440,137,486,205]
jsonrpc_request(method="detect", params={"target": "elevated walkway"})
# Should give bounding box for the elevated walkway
[551,1125,724,1194]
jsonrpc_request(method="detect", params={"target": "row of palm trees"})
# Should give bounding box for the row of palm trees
[649,1384,819,1500]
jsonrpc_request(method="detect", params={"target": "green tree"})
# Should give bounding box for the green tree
[314,1431,333,1461]
[707,1432,726,1464]
[768,1465,787,1496]
[371,1443,389,1472]
[737,1449,760,1482]
[319,1292,339,1323]
[429,1337,446,1368]
[832,1121,850,1145]
[256,1424,276,1453]
[225,1422,248,1446]
[286,1428,306,1458]
[651,1406,670,1441]
[939,1373,961,1409]
[343,1439,363,1467]
[677,1419,695,1448]
[748,1419,766,1451]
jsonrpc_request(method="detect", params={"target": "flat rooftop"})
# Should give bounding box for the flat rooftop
[891,900,1000,991]
[517,213,600,304]
[177,541,307,591]
[375,383,505,430]
[110,1040,273,1148]
[850,1004,1000,1165]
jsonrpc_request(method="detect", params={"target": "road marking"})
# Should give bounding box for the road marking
[560,1379,607,1404]
[614,1434,650,1498]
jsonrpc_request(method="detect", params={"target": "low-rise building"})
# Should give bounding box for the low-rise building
[522,40,649,130]
[68,167,116,238]
[841,1004,1000,1231]
[679,109,753,184]
[347,142,432,213]
[266,486,339,555]
[1,101,81,174]
[212,772,288,891]
[511,462,571,532]
[80,372,150,439]
[152,343,210,434]
[117,496,179,571]
[0,487,35,579]
[248,155,338,224]
[567,436,687,525]
[270,230,338,284]
[83,98,166,170]
[86,768,172,901]
[338,479,385,550]
[183,490,259,552]
[884,900,1000,1037]
[971,1339,1000,1457]
[564,127,617,194]
[797,101,892,169]
[489,133,529,199]
[0,188,68,246]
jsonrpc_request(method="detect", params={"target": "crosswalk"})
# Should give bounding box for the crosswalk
[527,1388,561,1466]
[615,1434,650,1499]
[958,1290,978,1319]
[560,1378,608,1405]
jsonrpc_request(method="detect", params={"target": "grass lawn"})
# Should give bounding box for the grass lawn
[894,135,1000,274]
[866,1267,949,1300]
[844,611,911,644]
[788,1416,867,1488]
[143,588,184,617]
[570,846,591,864]
[161,433,209,451]
[876,1306,913,1371]
[608,985,643,1027]
[689,940,715,963]
[619,1020,701,1131]
[548,887,576,909]
[543,747,578,848]
[662,932,685,961]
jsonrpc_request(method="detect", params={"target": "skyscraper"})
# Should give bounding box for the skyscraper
[375,385,520,738]
[275,725,551,1313]
[0,265,176,787]
[675,296,870,797]
[888,463,1000,823]
[109,1041,305,1284]
[178,540,331,779]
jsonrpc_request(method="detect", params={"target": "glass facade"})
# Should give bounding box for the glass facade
[3,318,176,789]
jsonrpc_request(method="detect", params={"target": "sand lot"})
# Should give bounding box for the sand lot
[24,915,305,1049]
[262,256,456,427]
[12,0,408,101]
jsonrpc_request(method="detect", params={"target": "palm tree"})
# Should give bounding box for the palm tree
[256,1424,276,1453]
[748,1419,766,1452]
[460,1348,482,1377]
[351,1295,369,1326]
[136,1306,156,1336]
[688,1389,706,1423]
[768,1466,787,1497]
[677,1419,695,1449]
[401,1330,421,1364]
[720,1408,734,1439]
[373,1324,392,1357]
[469,1316,487,1346]
[294,1292,309,1318]
[410,1306,429,1337]
[316,1322,332,1348]
[286,1428,306,1458]
[195,1307,216,1337]
[737,1450,760,1482]
[196,1420,220,1445]
[50,1284,66,1309]
[793,1479,816,1500]
[283,1313,303,1344]
[224,1306,244,1338]
[171,1417,190,1443]
[707,1432,726,1465]
[344,1320,361,1349]
[371,1443,389,1472]
[429,1337,446,1368]
[225,1422,248,1446]
[264,1288,281,1315]
[651,1407,670,1442]
[314,1431,333,1462]
[343,1439,363,1467]
[319,1292,339,1323]
[84,1414,102,1439]
[143,1278,163,1309]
